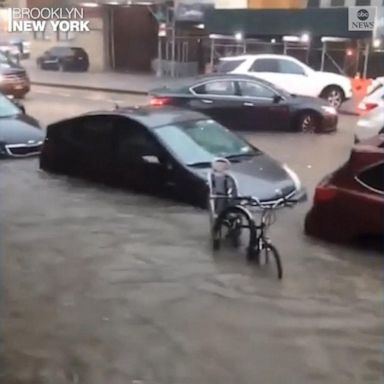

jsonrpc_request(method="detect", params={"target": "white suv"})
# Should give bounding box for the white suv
[217,54,352,109]
[355,77,384,142]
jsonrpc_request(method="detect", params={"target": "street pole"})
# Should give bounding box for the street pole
[157,36,162,78]
[363,40,369,78]
[320,40,326,71]
[171,23,176,77]
[210,38,215,70]
[170,3,176,79]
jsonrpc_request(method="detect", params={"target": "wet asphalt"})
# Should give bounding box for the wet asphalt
[0,87,382,384]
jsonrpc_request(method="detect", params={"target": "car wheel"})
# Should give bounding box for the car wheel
[320,86,345,109]
[297,111,319,133]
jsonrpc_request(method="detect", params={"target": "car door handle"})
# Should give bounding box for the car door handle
[243,102,254,107]
[201,99,213,104]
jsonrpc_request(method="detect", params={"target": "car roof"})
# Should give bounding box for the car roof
[83,106,208,129]
[219,54,298,61]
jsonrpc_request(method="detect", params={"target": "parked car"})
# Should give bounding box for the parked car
[36,46,89,72]
[150,74,338,133]
[355,77,384,142]
[0,52,30,98]
[305,135,384,242]
[0,93,43,158]
[40,106,304,207]
[216,54,352,109]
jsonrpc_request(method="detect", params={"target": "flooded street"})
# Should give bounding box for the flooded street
[0,87,382,384]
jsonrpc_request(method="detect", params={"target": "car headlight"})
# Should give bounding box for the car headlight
[321,105,337,115]
[283,164,302,191]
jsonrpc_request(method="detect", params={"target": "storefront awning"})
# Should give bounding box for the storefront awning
[204,8,373,39]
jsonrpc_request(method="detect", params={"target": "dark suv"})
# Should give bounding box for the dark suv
[0,52,30,98]
[37,46,89,72]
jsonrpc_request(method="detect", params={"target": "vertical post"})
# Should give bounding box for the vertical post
[354,39,360,77]
[305,41,310,64]
[171,18,176,77]
[157,36,162,77]
[363,40,369,78]
[110,7,116,70]
[320,40,326,71]
[210,38,215,69]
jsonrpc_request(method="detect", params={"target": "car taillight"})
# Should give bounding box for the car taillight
[358,101,378,112]
[314,186,338,203]
[150,97,171,107]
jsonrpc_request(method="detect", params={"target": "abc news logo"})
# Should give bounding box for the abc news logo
[349,7,375,31]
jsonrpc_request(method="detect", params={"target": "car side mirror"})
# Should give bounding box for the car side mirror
[273,94,283,103]
[14,101,25,114]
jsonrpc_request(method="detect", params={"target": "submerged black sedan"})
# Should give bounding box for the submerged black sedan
[40,106,303,207]
[150,74,338,133]
[0,94,44,158]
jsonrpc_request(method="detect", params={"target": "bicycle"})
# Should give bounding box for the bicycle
[207,158,304,279]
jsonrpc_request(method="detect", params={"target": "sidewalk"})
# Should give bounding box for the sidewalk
[24,60,177,95]
[24,60,358,115]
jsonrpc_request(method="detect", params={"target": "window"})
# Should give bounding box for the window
[70,116,114,152]
[307,0,320,7]
[355,0,370,5]
[115,122,161,163]
[56,31,75,42]
[0,52,16,66]
[216,59,245,73]
[250,59,279,73]
[238,81,275,98]
[53,47,75,57]
[330,0,345,6]
[357,163,384,193]
[278,59,306,75]
[193,81,236,96]
[0,94,22,117]
[155,119,258,166]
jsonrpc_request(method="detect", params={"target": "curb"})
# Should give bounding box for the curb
[338,110,359,116]
[31,81,149,96]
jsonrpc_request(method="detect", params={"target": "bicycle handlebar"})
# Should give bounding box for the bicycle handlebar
[233,195,297,209]
[210,190,306,210]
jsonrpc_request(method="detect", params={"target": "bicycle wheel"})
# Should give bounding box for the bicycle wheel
[212,205,255,252]
[258,243,283,280]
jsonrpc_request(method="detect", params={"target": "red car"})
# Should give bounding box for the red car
[305,135,384,242]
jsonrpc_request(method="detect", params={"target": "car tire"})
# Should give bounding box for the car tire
[320,86,345,109]
[296,111,320,133]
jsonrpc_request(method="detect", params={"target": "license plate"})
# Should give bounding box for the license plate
[14,85,23,90]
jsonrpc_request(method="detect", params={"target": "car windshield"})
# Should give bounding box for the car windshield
[0,51,16,67]
[0,94,21,117]
[155,119,259,166]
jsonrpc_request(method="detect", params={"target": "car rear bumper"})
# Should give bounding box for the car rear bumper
[355,117,383,142]
[305,205,352,242]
